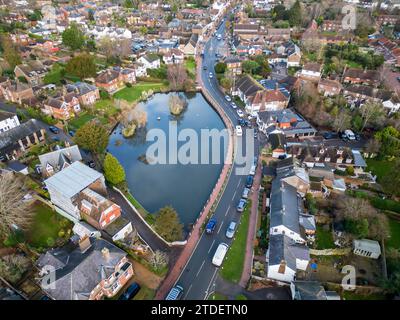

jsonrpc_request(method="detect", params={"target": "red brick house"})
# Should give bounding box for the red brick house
[0,79,35,104]
[95,68,136,93]
[343,68,380,86]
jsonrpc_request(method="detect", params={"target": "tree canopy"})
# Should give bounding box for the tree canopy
[73,121,109,155]
[0,35,21,70]
[103,153,126,185]
[65,53,97,79]
[62,23,85,50]
[153,206,183,242]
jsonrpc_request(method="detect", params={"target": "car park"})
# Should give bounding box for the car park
[49,126,59,134]
[119,282,141,300]
[225,222,237,239]
[206,218,217,234]
[242,187,250,199]
[237,109,244,117]
[165,285,184,300]
[237,198,247,212]
[246,175,254,188]
[212,243,229,267]
[225,95,232,102]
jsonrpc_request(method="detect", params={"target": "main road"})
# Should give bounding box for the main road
[175,19,259,300]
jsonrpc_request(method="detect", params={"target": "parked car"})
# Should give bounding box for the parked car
[237,109,244,117]
[237,198,247,212]
[225,222,237,239]
[49,126,59,134]
[238,118,246,126]
[245,175,254,188]
[212,243,229,267]
[165,285,184,300]
[203,66,207,70]
[225,95,232,102]
[119,282,141,300]
[209,72,213,78]
[87,160,96,168]
[355,133,361,141]
[242,187,250,199]
[68,130,75,137]
[235,125,242,136]
[254,131,258,139]
[230,102,237,109]
[344,129,356,141]
[323,132,338,140]
[206,218,217,234]
[51,136,60,142]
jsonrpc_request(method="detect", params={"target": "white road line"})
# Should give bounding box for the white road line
[224,206,230,216]
[196,260,206,278]
[232,189,237,201]
[217,221,224,234]
[183,284,193,300]
[204,268,219,300]
[208,239,216,254]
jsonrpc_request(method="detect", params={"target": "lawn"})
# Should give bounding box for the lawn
[94,98,119,117]
[68,112,96,130]
[133,286,156,300]
[387,218,400,249]
[27,203,72,248]
[208,292,227,300]
[316,225,335,249]
[113,82,167,102]
[220,200,251,283]
[185,58,196,79]
[366,158,395,182]
[345,60,363,69]
[342,291,386,300]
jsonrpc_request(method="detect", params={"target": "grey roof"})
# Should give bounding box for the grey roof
[353,239,381,254]
[44,161,103,198]
[0,119,44,151]
[0,110,16,122]
[352,149,367,167]
[39,145,82,173]
[293,281,328,300]
[36,238,127,300]
[268,234,309,270]
[299,214,316,231]
[270,180,301,234]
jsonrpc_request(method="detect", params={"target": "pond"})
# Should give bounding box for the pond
[108,92,227,229]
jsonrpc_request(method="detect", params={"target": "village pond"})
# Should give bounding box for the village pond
[108,92,227,229]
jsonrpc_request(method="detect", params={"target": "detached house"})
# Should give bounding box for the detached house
[299,63,322,82]
[182,33,198,56]
[95,68,136,94]
[137,54,161,70]
[0,80,35,104]
[38,145,82,177]
[224,56,242,75]
[36,237,134,300]
[65,82,100,106]
[163,48,185,65]
[276,41,301,67]
[0,110,20,133]
[43,93,81,121]
[14,61,48,86]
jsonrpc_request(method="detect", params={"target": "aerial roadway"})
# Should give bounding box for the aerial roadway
[175,17,260,300]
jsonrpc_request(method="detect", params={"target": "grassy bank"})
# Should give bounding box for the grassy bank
[220,200,251,283]
[113,82,168,102]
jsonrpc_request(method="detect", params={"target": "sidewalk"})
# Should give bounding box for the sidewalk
[239,157,262,288]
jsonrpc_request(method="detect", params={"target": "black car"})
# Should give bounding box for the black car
[203,66,207,70]
[119,282,141,300]
[49,126,59,134]
[323,132,338,140]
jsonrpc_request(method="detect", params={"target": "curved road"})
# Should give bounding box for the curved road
[175,20,260,300]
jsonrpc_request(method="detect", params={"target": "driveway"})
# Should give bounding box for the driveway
[108,188,182,268]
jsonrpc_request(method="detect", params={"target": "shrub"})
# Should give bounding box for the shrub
[100,89,110,99]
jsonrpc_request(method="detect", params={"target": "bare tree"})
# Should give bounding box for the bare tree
[359,101,386,131]
[0,173,35,239]
[365,138,381,155]
[149,250,169,270]
[0,254,31,284]
[167,64,188,90]
[97,36,114,60]
[332,109,351,132]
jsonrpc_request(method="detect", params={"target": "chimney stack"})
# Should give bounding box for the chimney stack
[79,235,91,253]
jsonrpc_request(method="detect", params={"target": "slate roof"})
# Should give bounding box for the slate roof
[36,238,127,300]
[39,145,82,173]
[344,68,380,82]
[44,161,103,198]
[0,110,16,122]
[0,119,44,151]
[270,179,301,234]
[96,70,120,84]
[268,234,309,271]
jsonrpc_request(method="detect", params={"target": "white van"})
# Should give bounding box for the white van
[212,243,229,267]
[235,125,242,136]
[344,129,356,140]
[249,164,256,175]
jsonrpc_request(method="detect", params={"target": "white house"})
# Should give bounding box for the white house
[382,99,400,114]
[353,239,381,259]
[0,110,20,133]
[137,55,161,70]
[163,49,185,65]
[267,234,310,283]
[299,63,322,82]
[134,63,148,78]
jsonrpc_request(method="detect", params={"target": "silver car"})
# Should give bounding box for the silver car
[225,222,237,239]
[242,187,250,199]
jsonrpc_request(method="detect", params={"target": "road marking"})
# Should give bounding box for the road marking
[204,268,219,300]
[196,260,206,278]
[208,239,216,254]
[232,189,237,200]
[183,284,193,300]
[224,206,230,216]
[217,221,224,234]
